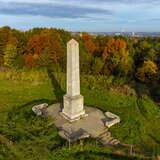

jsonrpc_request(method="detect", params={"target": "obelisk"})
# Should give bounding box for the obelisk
[61,39,86,122]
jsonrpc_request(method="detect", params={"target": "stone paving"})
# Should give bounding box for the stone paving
[47,103,120,145]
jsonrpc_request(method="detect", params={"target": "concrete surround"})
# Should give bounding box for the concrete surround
[48,104,109,138]
[47,104,120,145]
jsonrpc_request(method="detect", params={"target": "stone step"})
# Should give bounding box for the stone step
[108,139,120,146]
[112,139,120,145]
[101,136,112,142]
[99,131,111,139]
[106,137,114,143]
[98,130,120,146]
[58,131,69,140]
[100,136,113,144]
[105,132,111,138]
[98,129,108,138]
[99,133,108,139]
[104,131,111,136]
[108,139,117,145]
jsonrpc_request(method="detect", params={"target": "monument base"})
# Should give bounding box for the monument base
[46,104,121,145]
[61,94,87,122]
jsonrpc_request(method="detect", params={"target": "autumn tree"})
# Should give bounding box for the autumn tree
[24,53,33,68]
[3,44,18,68]
[12,29,27,56]
[81,32,92,42]
[41,31,64,69]
[136,60,158,83]
[25,30,64,69]
[102,37,132,76]
[81,33,102,73]
[0,26,11,66]
[84,40,97,55]
[82,33,99,56]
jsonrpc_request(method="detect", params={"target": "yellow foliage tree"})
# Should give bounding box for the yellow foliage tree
[136,60,158,82]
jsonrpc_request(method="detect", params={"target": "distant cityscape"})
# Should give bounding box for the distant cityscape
[72,32,160,37]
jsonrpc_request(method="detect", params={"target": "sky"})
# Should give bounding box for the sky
[0,0,160,32]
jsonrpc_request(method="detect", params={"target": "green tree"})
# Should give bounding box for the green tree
[93,57,105,74]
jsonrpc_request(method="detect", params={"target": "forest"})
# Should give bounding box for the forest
[0,26,160,84]
[0,26,160,160]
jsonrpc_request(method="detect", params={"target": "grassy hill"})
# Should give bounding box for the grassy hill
[0,69,160,160]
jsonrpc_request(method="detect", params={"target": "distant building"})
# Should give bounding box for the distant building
[115,32,121,36]
[132,32,135,36]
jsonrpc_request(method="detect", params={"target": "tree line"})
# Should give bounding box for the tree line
[0,26,160,84]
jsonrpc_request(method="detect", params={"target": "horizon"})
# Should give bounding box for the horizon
[0,0,160,32]
[1,26,160,34]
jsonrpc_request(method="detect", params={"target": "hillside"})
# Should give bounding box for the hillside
[0,69,160,159]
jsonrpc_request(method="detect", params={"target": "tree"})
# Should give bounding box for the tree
[0,26,11,66]
[134,40,152,65]
[146,48,157,61]
[93,57,105,74]
[26,30,64,69]
[84,39,97,55]
[3,44,18,68]
[82,32,100,56]
[102,37,132,76]
[136,60,158,83]
[24,53,33,68]
[81,32,91,41]
[81,33,101,73]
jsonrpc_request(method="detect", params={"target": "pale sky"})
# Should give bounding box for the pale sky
[0,0,160,32]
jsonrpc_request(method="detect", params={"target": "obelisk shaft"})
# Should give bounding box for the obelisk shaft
[67,39,80,96]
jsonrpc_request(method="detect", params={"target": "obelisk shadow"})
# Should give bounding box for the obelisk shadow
[47,67,65,109]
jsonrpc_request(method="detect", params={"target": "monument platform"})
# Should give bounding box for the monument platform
[46,103,120,144]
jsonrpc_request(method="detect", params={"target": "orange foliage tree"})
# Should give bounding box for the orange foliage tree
[25,30,64,68]
[102,37,132,76]
[82,32,99,56]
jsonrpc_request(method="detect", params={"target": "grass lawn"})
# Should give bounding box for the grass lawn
[0,72,160,159]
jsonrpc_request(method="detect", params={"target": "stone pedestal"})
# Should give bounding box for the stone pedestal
[62,95,86,121]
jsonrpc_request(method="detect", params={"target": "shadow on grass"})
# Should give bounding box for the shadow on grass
[47,68,65,108]
[132,82,150,118]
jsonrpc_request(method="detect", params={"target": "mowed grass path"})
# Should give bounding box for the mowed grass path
[0,78,160,159]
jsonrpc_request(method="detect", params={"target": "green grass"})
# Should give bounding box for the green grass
[0,80,54,121]
[82,86,160,153]
[0,70,160,159]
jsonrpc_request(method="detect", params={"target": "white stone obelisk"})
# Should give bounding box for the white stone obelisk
[62,39,86,122]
